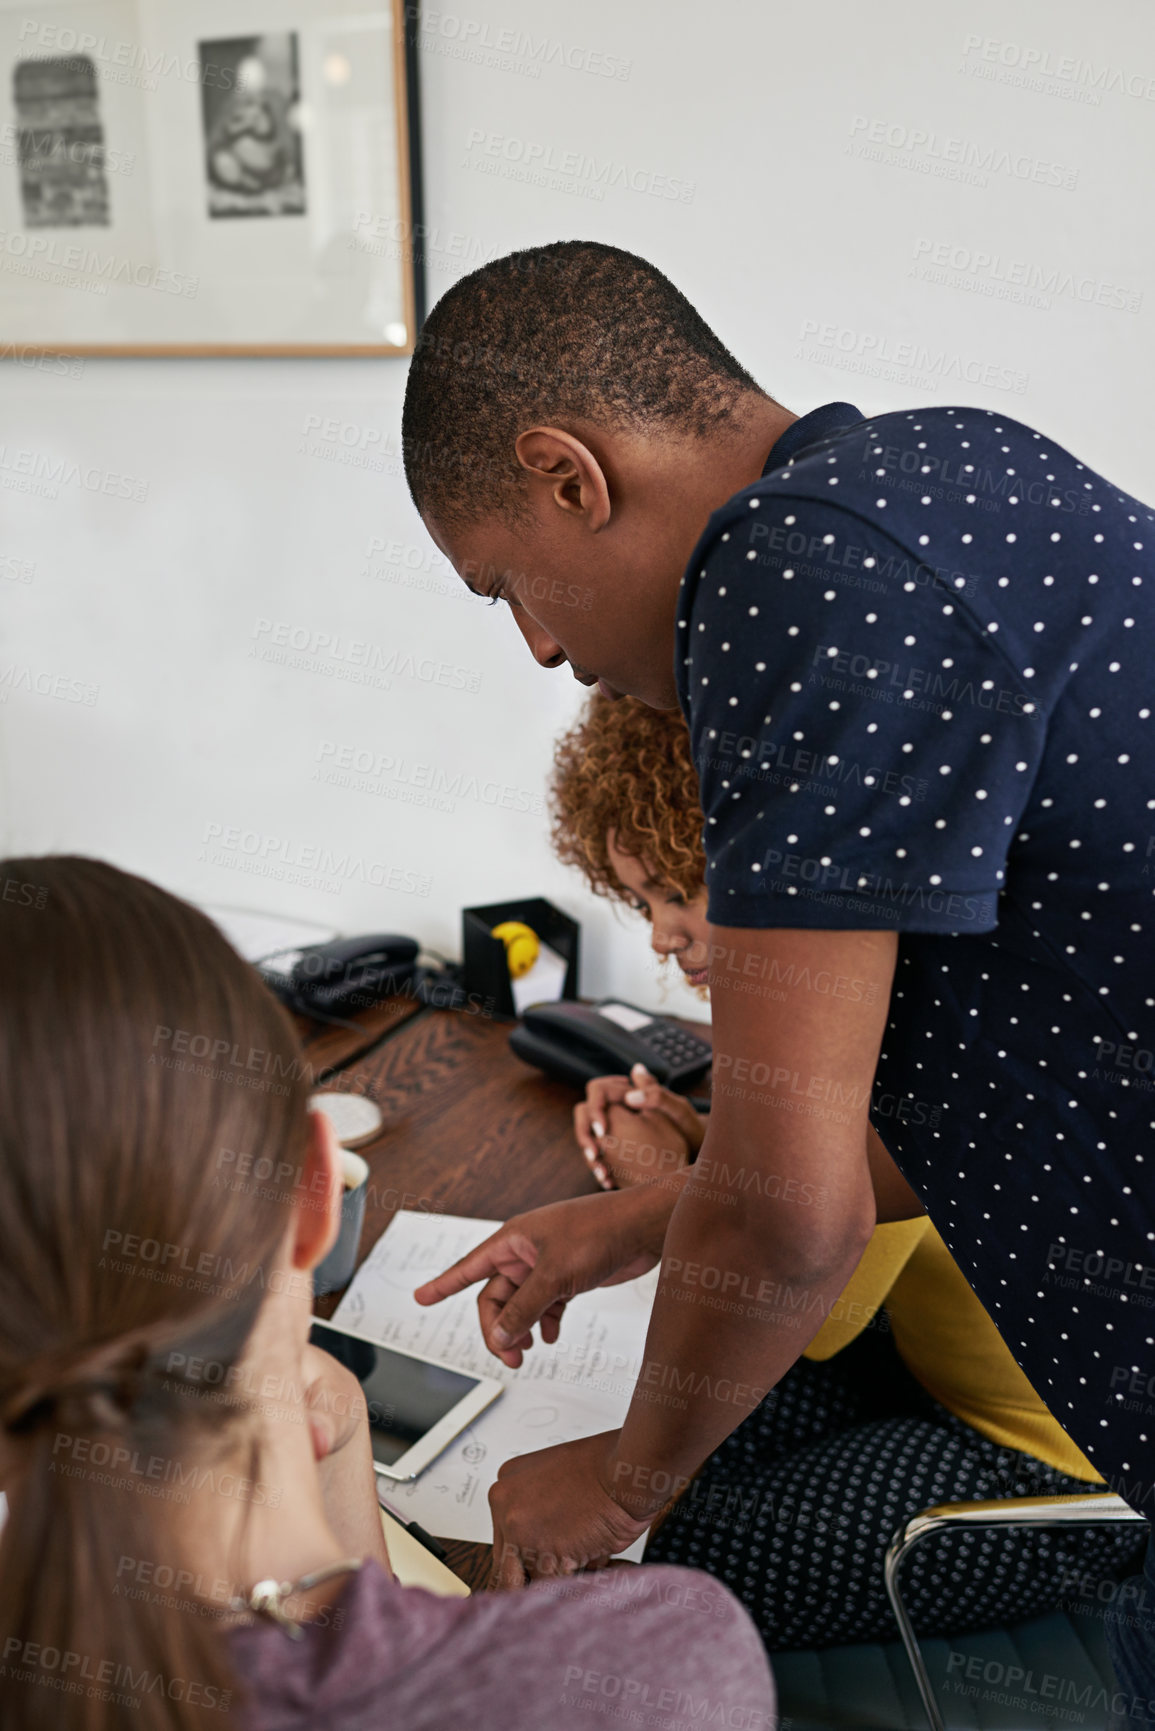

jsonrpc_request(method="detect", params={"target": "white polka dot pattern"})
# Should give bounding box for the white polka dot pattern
[676,400,1155,1504]
[645,1331,1145,1647]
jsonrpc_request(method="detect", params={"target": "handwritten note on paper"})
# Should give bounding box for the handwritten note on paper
[333,1211,658,1552]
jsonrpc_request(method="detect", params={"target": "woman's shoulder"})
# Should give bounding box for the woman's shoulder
[231,1559,775,1731]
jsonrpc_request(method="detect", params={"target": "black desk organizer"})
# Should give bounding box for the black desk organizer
[461,897,580,1021]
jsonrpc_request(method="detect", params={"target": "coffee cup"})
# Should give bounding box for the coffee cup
[313,1148,370,1296]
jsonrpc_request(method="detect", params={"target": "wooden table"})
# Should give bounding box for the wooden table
[301,994,709,1588]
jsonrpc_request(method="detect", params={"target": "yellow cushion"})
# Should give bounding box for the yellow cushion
[886,1228,1101,1482]
[801,1217,1099,1482]
[803,1218,929,1361]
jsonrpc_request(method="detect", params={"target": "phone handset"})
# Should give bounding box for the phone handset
[511,998,711,1092]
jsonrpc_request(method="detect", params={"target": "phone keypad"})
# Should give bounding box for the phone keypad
[642,1023,711,1073]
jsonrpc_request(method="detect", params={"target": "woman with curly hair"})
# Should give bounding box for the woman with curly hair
[535,692,1144,1651]
[549,694,712,1187]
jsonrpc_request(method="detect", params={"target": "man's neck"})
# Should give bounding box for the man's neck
[665,395,798,528]
[650,393,797,556]
[723,394,798,487]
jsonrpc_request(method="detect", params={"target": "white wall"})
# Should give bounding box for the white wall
[3,0,1153,1021]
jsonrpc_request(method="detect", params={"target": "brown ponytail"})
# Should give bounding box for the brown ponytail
[0,857,312,1730]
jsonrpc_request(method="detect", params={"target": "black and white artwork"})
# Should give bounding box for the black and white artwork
[199,32,305,219]
[12,55,110,227]
[1,2,415,351]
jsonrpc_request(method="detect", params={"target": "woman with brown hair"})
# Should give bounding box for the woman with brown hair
[0,855,773,1730]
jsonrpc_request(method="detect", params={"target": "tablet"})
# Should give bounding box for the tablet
[309,1318,503,1481]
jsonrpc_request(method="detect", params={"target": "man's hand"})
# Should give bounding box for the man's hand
[487,1431,650,1588]
[413,1186,678,1369]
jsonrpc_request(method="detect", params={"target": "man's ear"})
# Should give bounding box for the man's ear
[514,426,611,530]
[290,1109,344,1272]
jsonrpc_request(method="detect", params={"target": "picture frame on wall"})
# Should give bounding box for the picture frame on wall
[0,0,423,354]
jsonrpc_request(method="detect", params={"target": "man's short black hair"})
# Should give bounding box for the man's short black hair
[401,240,766,531]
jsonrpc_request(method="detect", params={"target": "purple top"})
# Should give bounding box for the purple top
[229,1560,775,1730]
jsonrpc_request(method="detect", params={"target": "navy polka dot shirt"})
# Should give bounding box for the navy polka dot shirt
[677,400,1155,1506]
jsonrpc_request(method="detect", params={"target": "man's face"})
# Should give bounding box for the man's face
[423,488,690,711]
[415,398,787,711]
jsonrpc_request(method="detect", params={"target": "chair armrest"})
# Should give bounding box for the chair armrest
[892,1488,1145,1552]
[884,1491,1146,1731]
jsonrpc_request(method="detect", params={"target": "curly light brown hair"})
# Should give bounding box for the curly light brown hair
[549,695,706,906]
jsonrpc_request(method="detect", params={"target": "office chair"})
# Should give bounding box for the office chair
[884,1491,1147,1731]
[772,1491,1147,1731]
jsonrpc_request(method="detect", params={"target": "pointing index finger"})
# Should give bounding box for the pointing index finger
[413,1232,530,1306]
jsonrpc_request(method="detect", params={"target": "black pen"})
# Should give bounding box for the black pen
[376,1484,450,1562]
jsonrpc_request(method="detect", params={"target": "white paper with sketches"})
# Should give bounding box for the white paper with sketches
[333,1211,658,1558]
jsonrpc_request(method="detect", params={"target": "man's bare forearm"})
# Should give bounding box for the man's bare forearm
[608,1163,874,1516]
[622,1164,690,1252]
